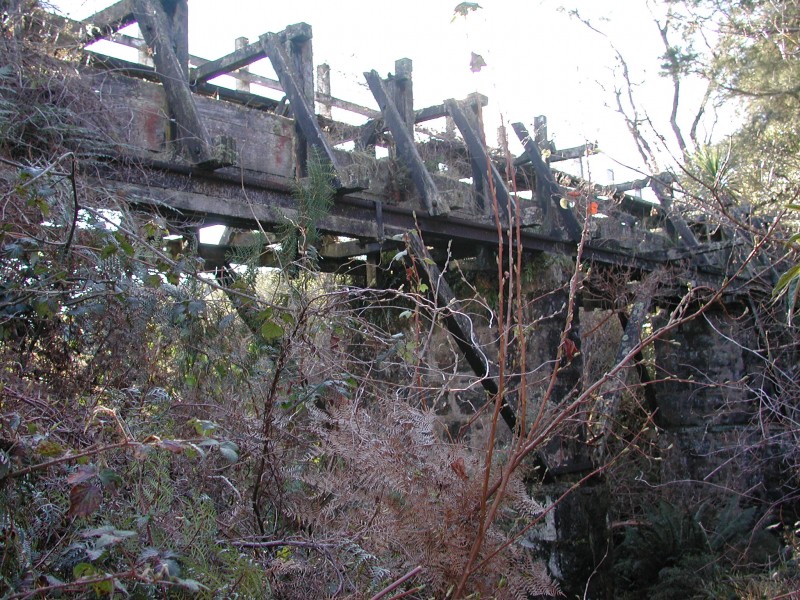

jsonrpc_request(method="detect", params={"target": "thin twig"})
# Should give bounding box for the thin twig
[369,566,423,600]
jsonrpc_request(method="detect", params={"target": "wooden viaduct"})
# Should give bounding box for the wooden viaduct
[36,0,773,437]
[24,3,785,594]
[49,0,753,279]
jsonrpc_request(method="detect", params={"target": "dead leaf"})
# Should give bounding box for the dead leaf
[159,440,184,454]
[450,457,469,481]
[67,483,102,518]
[66,464,98,485]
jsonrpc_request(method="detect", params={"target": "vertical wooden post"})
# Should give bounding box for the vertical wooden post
[137,42,151,67]
[284,23,314,177]
[162,0,189,79]
[534,115,548,151]
[389,58,413,135]
[534,115,553,229]
[235,36,250,92]
[468,93,487,213]
[317,63,332,119]
[366,254,378,288]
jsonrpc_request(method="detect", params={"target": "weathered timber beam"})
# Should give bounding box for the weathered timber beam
[93,166,684,274]
[406,232,516,432]
[317,93,380,119]
[542,169,663,221]
[84,52,281,110]
[319,239,387,259]
[357,94,489,147]
[132,0,234,169]
[612,175,653,193]
[263,31,345,185]
[513,142,598,166]
[191,36,268,84]
[445,98,513,220]
[198,243,280,269]
[650,173,710,265]
[82,0,135,42]
[512,122,582,241]
[167,0,189,76]
[364,70,449,216]
[550,142,598,162]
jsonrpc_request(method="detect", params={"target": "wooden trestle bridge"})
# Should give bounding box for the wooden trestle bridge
[46,0,758,283]
[39,0,773,440]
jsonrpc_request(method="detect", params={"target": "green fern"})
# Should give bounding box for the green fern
[278,148,335,265]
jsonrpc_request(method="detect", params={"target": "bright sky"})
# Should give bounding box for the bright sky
[53,0,721,185]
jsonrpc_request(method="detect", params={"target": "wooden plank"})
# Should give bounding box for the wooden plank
[365,70,449,216]
[319,239,387,258]
[132,0,231,169]
[445,98,513,220]
[82,0,135,42]
[263,31,344,185]
[317,93,380,119]
[406,232,516,432]
[356,94,489,147]
[512,122,583,240]
[285,23,314,176]
[191,36,268,84]
[83,69,292,180]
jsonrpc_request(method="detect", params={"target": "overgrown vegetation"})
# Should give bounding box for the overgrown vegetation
[0,1,798,599]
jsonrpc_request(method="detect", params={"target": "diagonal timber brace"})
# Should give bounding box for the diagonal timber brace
[82,0,136,42]
[512,122,583,241]
[132,0,234,169]
[406,232,516,432]
[445,99,514,221]
[650,173,711,266]
[364,70,450,216]
[263,31,345,187]
[191,36,268,85]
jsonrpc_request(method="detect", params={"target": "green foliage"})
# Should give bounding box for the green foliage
[278,148,335,265]
[614,498,759,599]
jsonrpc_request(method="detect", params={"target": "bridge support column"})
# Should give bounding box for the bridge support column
[519,255,611,599]
[652,306,764,492]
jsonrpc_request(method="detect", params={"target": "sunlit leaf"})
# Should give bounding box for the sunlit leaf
[774,263,800,295]
[73,562,99,578]
[260,320,284,341]
[190,418,218,436]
